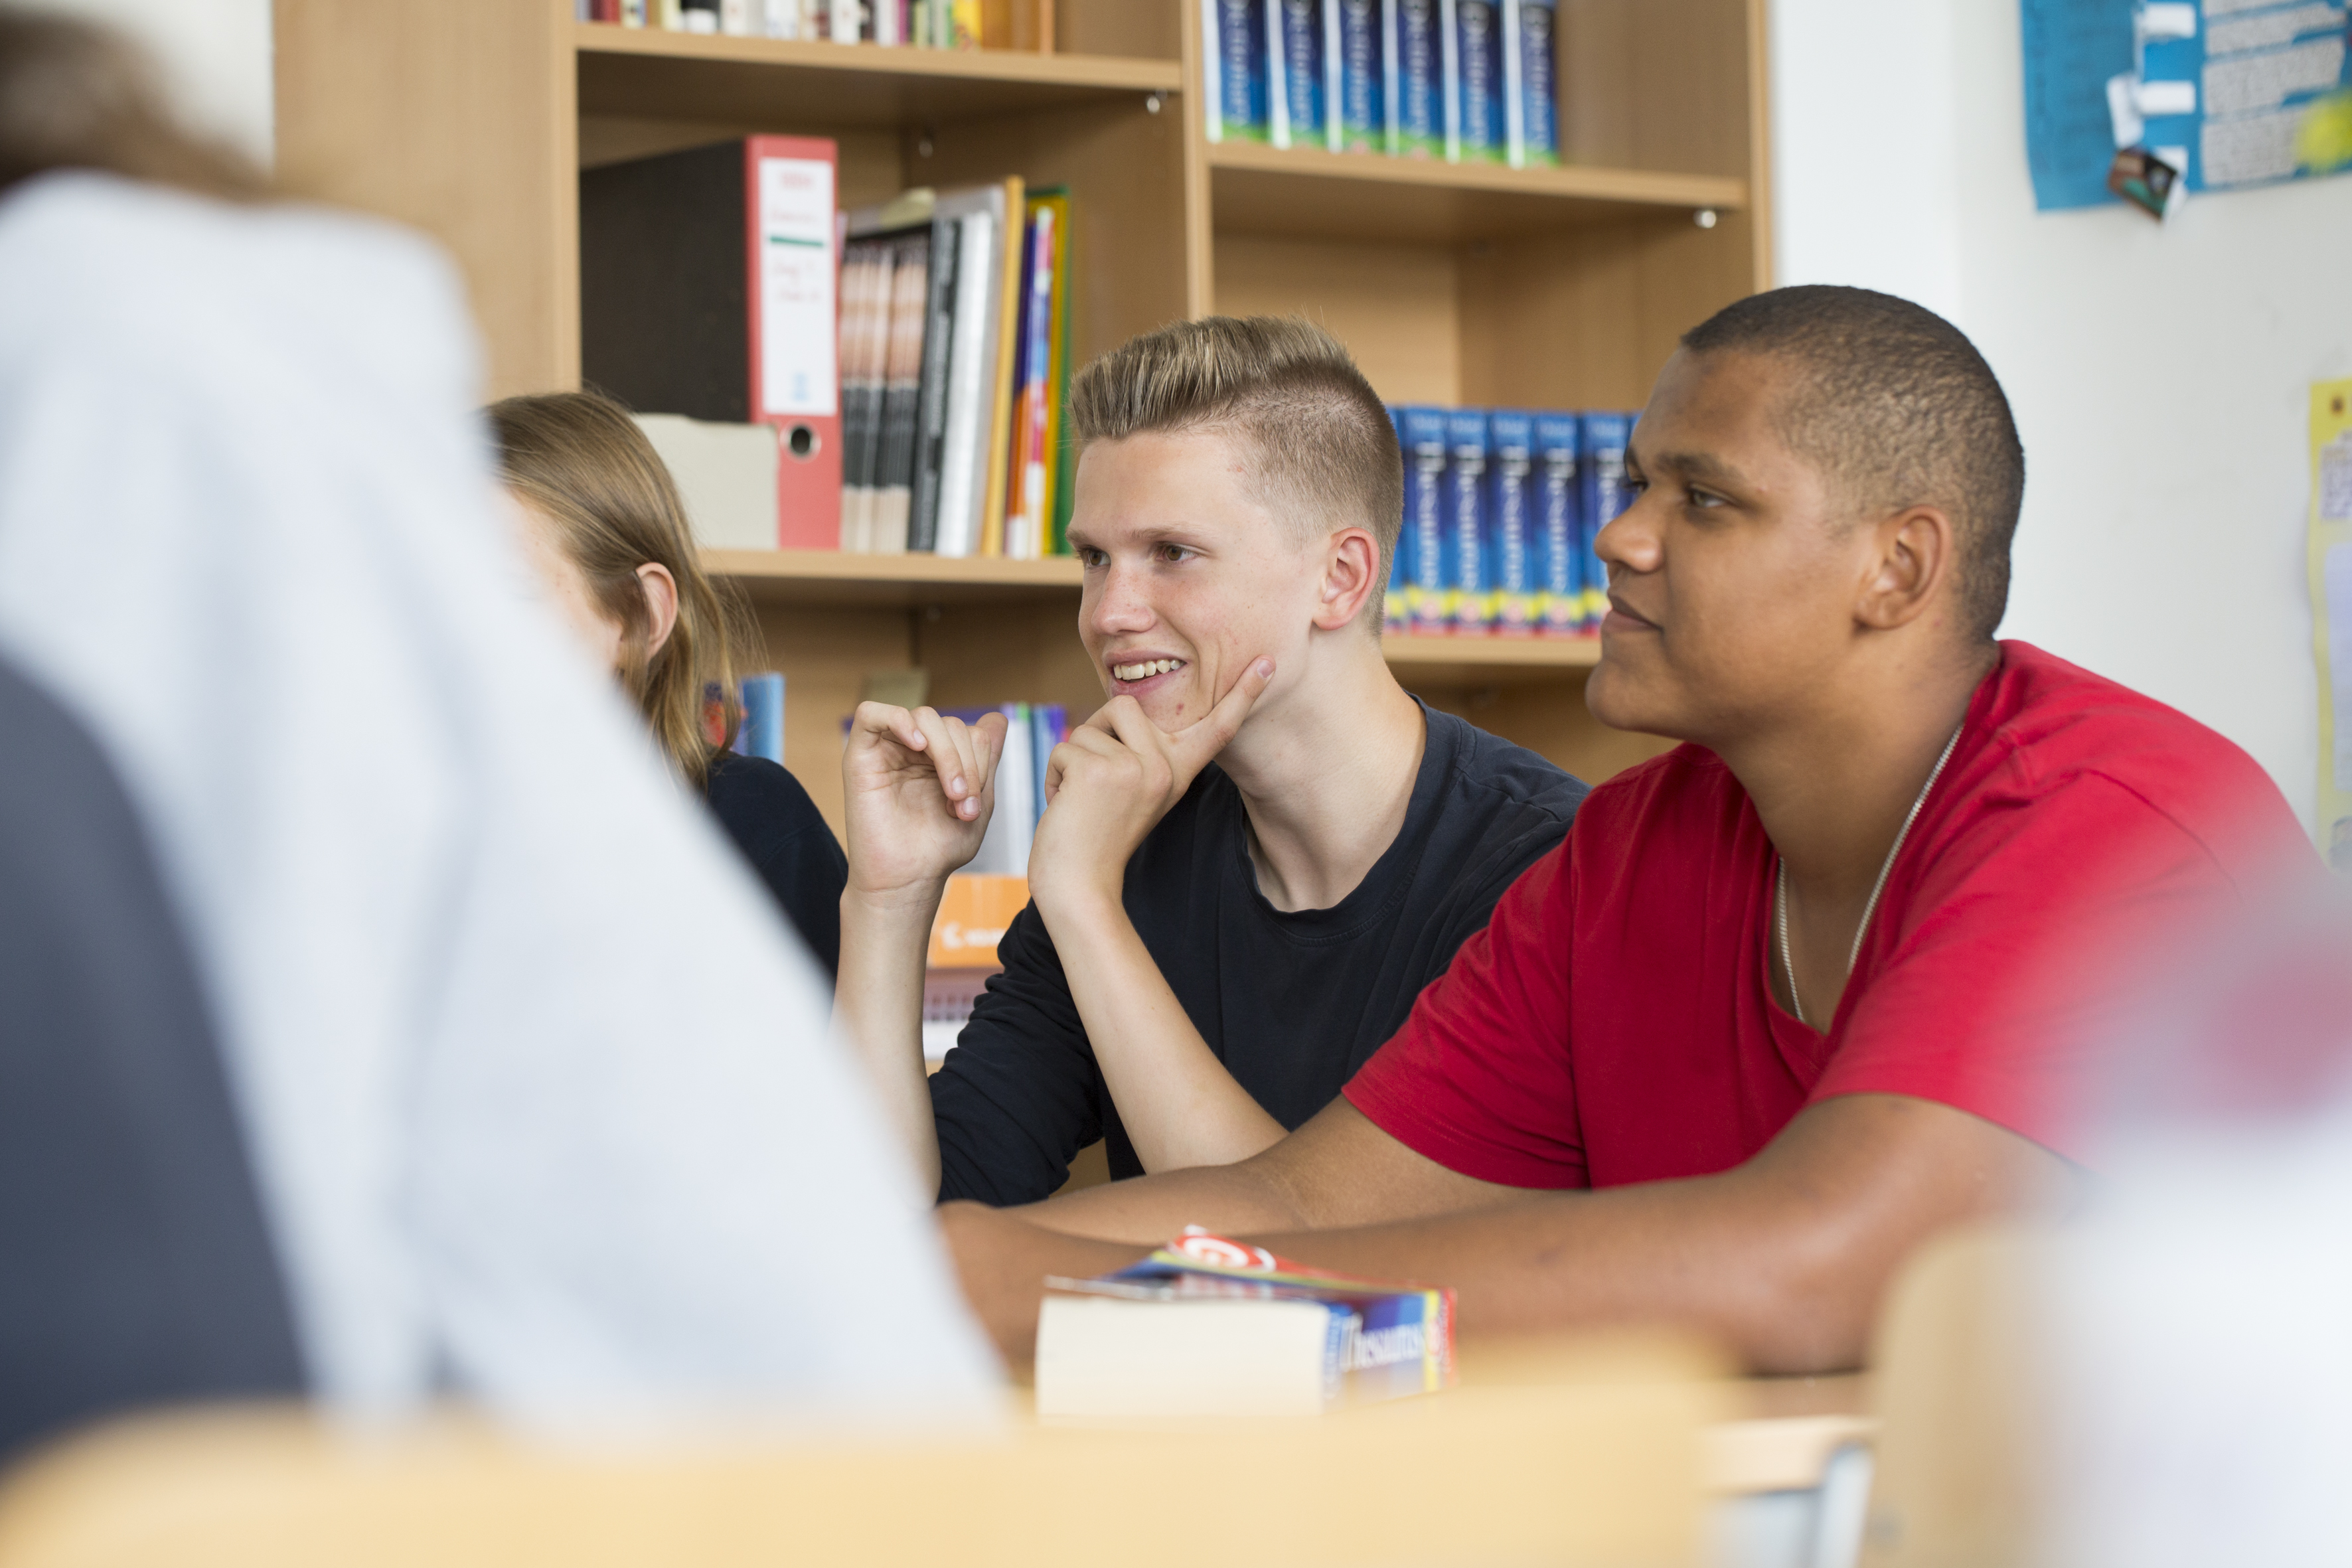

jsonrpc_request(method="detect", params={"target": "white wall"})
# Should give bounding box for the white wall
[1774,0,2348,833]
[27,0,273,165]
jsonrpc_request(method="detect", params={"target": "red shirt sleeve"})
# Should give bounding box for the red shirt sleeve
[1814,773,2258,1159]
[1341,842,1591,1189]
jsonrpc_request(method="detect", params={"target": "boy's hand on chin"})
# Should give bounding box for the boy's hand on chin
[841,702,1009,905]
[1027,658,1274,919]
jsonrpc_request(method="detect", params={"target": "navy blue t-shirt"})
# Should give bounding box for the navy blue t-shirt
[703,749,846,977]
[929,705,1587,1205]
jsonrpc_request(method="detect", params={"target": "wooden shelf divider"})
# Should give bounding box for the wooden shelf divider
[1208,139,1746,244]
[576,23,1182,129]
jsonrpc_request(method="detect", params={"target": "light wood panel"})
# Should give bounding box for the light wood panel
[915,602,1105,720]
[1209,140,1745,246]
[1059,0,1182,60]
[712,548,1083,599]
[275,0,578,400]
[1384,634,1602,674]
[1558,0,1755,177]
[578,118,905,210]
[1212,235,1461,404]
[1456,212,1755,414]
[575,25,1182,128]
[1411,676,1675,789]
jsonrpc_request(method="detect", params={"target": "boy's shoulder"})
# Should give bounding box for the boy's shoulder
[1425,706,1590,828]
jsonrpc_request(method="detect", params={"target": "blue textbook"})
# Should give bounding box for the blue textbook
[1202,0,1270,143]
[1579,412,1634,627]
[1452,0,1504,163]
[1486,409,1541,635]
[1334,0,1381,152]
[731,672,785,765]
[1533,412,1583,633]
[1445,406,1493,635]
[1269,0,1323,149]
[1397,404,1452,635]
[1502,0,1557,167]
[1388,0,1444,157]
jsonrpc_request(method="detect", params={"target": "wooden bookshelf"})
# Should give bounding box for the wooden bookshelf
[276,0,1764,828]
[576,26,1184,129]
[1206,140,1749,244]
[707,548,1084,605]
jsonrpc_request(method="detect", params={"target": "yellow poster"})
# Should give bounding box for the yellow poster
[2313,380,2352,872]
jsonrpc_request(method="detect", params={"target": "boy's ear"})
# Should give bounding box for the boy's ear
[1855,504,1956,632]
[1312,526,1383,631]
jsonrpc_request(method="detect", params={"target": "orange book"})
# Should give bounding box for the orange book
[927,874,1030,969]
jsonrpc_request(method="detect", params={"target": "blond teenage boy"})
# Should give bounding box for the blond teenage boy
[836,319,1588,1203]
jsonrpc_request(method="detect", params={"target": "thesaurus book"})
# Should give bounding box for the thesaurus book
[1036,1229,1456,1419]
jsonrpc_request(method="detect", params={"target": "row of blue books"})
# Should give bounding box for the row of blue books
[1384,406,1634,639]
[1202,0,1558,169]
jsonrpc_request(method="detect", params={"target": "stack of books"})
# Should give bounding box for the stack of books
[838,187,1075,559]
[1385,405,1633,641]
[580,138,1074,559]
[579,0,1056,48]
[1036,1228,1456,1418]
[1204,0,1559,169]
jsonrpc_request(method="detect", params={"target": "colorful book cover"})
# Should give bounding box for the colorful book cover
[1026,189,1073,556]
[1202,0,1271,144]
[1486,409,1539,635]
[732,671,785,764]
[1053,1228,1456,1408]
[1383,406,1413,634]
[1445,406,1492,635]
[1397,404,1451,634]
[1269,0,1323,150]
[1004,202,1058,558]
[1452,0,1504,164]
[1579,411,1634,627]
[1502,0,1557,167]
[1335,0,1382,153]
[1034,189,1077,556]
[1533,411,1583,634]
[1389,0,1443,157]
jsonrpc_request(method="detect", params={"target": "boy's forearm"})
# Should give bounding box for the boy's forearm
[833,886,947,1197]
[1038,888,1286,1174]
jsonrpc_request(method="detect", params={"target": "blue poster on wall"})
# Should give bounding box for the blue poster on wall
[2022,0,2352,211]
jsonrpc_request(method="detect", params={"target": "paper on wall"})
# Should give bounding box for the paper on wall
[2310,378,2352,871]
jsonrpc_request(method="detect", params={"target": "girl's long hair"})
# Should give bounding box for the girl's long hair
[489,391,752,785]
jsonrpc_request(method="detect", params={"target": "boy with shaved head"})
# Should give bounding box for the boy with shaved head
[938,286,2315,1371]
[837,319,1586,1206]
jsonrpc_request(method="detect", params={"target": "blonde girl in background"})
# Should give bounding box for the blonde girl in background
[491,390,846,974]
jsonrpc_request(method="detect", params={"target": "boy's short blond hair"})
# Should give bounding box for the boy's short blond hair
[1067,317,1402,631]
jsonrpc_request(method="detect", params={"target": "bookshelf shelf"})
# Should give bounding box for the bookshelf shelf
[1383,634,1603,673]
[1207,141,1749,245]
[577,26,1182,129]
[709,548,1083,605]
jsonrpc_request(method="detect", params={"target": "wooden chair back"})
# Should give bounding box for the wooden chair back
[0,1336,1727,1568]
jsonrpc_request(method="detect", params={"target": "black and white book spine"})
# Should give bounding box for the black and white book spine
[908,216,961,554]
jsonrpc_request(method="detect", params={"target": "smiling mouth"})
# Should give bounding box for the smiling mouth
[1111,657,1187,682]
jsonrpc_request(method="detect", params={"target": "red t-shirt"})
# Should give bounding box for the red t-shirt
[1342,641,2313,1185]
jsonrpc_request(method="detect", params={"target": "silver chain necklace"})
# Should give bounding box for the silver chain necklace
[1774,722,1966,1028]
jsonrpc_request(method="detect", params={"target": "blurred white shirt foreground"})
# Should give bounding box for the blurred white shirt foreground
[0,172,1000,1426]
[2037,888,2352,1566]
